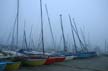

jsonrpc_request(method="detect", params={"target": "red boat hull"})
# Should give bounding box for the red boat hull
[44,57,56,65]
[55,57,65,62]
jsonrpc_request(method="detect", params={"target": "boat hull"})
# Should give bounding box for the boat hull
[75,52,97,59]
[103,53,108,56]
[22,59,46,66]
[0,62,6,71]
[5,62,21,71]
[65,56,76,61]
[55,57,65,62]
[44,57,56,65]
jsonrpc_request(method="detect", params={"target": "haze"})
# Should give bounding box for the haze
[0,0,108,51]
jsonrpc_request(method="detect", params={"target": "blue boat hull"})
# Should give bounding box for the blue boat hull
[0,62,6,71]
[74,52,97,59]
[59,51,97,59]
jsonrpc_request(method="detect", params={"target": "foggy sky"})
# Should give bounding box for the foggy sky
[0,0,108,50]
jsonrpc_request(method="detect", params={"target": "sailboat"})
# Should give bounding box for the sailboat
[0,49,21,71]
[17,0,54,65]
[0,0,22,71]
[21,0,53,65]
[5,0,22,70]
[44,4,65,64]
[17,21,46,66]
[68,15,97,59]
[57,14,75,61]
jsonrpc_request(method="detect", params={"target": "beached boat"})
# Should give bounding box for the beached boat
[18,49,56,65]
[17,49,47,66]
[20,50,55,65]
[103,53,108,56]
[0,51,21,71]
[21,58,46,66]
[44,56,55,64]
[18,49,48,66]
[61,51,96,59]
[57,15,76,61]
[45,55,64,64]
[68,15,97,59]
[0,50,22,69]
[17,21,47,66]
[44,5,65,63]
[55,56,65,62]
[44,55,64,64]
[51,52,65,62]
[18,49,55,65]
[0,62,6,71]
[73,51,97,59]
[5,62,21,71]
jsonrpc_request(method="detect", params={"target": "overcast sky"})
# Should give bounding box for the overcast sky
[0,0,108,50]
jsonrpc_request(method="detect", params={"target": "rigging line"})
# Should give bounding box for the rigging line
[7,14,17,45]
[80,27,88,51]
[45,4,56,50]
[36,32,42,49]
[68,15,77,53]
[72,18,85,51]
[28,24,33,49]
[10,15,17,50]
[22,21,28,49]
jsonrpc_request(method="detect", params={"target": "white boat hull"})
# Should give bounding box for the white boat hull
[65,56,76,60]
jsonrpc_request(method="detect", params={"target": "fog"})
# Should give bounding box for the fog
[0,0,108,51]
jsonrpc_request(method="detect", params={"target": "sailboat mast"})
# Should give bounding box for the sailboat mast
[40,0,45,54]
[72,18,85,51]
[28,25,35,50]
[60,14,67,52]
[68,15,77,53]
[24,23,28,49]
[105,40,107,52]
[80,27,88,51]
[22,22,28,49]
[45,4,56,50]
[16,0,19,47]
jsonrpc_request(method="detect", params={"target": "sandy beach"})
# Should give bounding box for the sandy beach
[19,56,108,71]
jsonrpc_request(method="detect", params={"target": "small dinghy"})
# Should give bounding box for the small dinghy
[51,53,65,62]
[42,53,55,65]
[44,52,65,64]
[0,51,21,71]
[0,62,6,71]
[44,56,56,65]
[18,49,47,66]
[21,58,46,66]
[55,56,65,62]
[0,50,21,71]
[5,62,21,71]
